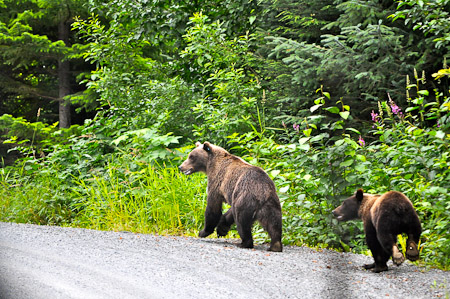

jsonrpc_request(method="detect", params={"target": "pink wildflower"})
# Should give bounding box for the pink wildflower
[358,136,365,147]
[388,93,403,118]
[371,110,380,128]
[390,103,402,116]
[371,110,379,122]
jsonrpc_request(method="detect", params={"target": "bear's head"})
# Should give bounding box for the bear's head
[179,142,213,175]
[332,189,364,221]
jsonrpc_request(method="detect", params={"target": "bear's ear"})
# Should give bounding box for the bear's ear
[355,189,364,201]
[203,142,212,153]
[195,142,201,147]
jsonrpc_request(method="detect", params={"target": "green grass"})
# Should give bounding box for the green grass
[0,160,209,236]
[70,163,208,235]
[0,165,75,224]
[1,158,448,270]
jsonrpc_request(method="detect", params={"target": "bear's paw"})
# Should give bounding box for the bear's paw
[406,241,419,261]
[392,251,405,266]
[199,229,212,238]
[216,225,230,237]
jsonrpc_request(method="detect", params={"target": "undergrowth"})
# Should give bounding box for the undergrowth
[1,69,449,270]
[71,162,207,235]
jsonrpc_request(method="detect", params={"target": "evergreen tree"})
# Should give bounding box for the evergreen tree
[259,0,448,123]
[0,0,90,127]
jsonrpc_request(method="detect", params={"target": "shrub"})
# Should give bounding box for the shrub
[226,72,450,269]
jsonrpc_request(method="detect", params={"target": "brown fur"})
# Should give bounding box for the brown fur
[332,189,422,273]
[179,142,283,252]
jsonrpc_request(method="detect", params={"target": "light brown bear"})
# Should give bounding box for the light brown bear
[332,189,422,272]
[179,142,283,252]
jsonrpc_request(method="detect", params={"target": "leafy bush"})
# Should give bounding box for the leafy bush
[181,12,262,145]
[0,164,77,225]
[226,72,450,269]
[0,113,80,158]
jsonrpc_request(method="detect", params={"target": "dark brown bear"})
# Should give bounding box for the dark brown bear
[179,141,283,252]
[332,189,422,273]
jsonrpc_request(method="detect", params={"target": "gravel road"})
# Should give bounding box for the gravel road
[0,222,448,299]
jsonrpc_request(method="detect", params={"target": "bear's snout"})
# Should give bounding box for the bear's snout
[332,208,344,221]
[179,162,193,175]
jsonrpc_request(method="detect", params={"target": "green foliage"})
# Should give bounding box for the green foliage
[0,0,90,124]
[0,113,79,158]
[225,77,450,269]
[72,14,174,129]
[325,0,396,29]
[1,0,450,272]
[267,20,414,115]
[260,0,448,127]
[0,128,194,229]
[390,0,450,49]
[0,155,207,235]
[0,164,77,225]
[181,12,262,145]
[71,0,262,139]
[71,162,207,235]
[260,0,339,42]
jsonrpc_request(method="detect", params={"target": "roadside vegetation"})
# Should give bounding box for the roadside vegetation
[1,0,449,270]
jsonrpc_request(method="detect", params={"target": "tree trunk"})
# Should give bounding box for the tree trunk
[58,18,71,128]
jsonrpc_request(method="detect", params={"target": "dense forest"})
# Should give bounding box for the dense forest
[1,0,449,269]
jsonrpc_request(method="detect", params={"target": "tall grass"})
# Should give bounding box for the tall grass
[0,158,208,236]
[0,164,75,224]
[72,162,207,235]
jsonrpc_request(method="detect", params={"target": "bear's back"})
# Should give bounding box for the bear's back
[370,191,418,235]
[214,155,277,204]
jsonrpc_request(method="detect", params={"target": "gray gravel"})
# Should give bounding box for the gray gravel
[0,222,448,299]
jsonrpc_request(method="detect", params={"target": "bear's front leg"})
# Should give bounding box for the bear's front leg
[199,199,222,238]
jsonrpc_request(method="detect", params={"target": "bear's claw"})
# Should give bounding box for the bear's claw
[392,244,405,266]
[239,241,254,249]
[364,263,388,272]
[372,265,389,273]
[268,241,283,252]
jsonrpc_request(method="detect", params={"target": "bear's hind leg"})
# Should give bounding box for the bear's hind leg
[364,226,389,272]
[234,208,254,249]
[216,209,234,237]
[392,244,405,266]
[406,218,421,261]
[258,205,283,252]
[377,231,403,269]
[406,234,420,261]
